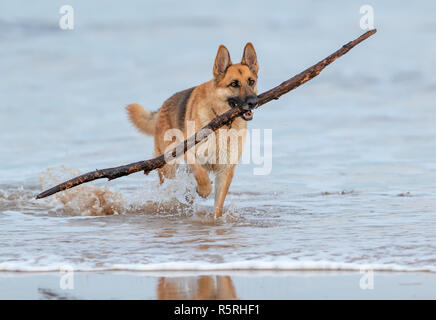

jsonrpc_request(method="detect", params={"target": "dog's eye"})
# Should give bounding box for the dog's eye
[229,80,239,88]
[248,78,255,86]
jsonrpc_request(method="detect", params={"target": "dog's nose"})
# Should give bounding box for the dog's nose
[246,96,258,109]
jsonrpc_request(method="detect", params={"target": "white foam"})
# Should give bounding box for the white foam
[1,260,435,273]
[110,261,436,273]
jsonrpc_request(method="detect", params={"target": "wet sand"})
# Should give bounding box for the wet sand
[1,271,435,300]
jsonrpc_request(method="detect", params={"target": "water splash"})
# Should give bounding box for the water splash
[126,166,197,213]
[39,166,124,216]
[36,165,232,218]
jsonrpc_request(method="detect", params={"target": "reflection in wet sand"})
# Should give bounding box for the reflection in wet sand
[157,276,237,300]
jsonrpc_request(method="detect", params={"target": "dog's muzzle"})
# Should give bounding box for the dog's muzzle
[228,96,258,121]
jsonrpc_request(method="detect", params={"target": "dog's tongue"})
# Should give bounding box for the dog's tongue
[242,110,253,121]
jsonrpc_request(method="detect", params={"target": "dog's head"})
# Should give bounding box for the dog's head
[213,43,258,121]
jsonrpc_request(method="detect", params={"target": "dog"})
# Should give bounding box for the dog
[126,43,258,217]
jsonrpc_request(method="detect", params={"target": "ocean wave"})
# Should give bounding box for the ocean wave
[1,260,435,273]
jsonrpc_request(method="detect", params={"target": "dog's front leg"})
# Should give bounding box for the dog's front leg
[189,164,212,198]
[214,165,235,218]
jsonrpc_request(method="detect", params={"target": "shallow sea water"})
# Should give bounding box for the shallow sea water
[1,1,436,273]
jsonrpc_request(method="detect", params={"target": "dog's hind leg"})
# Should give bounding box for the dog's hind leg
[154,129,179,182]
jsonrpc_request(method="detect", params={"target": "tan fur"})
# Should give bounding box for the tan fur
[126,103,157,136]
[127,43,259,217]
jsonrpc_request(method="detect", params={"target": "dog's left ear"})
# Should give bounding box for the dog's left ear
[241,42,258,75]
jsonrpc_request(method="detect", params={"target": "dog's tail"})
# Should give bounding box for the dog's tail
[126,103,158,136]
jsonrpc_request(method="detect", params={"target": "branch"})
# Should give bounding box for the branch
[36,29,376,199]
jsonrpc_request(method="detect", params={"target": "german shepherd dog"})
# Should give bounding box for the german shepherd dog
[126,43,258,218]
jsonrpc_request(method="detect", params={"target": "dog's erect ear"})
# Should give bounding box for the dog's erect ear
[241,42,258,75]
[213,45,232,78]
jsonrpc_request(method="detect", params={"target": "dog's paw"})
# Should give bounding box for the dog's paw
[214,207,223,218]
[196,182,212,198]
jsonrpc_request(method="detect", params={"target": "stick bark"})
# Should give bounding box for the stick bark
[36,29,376,199]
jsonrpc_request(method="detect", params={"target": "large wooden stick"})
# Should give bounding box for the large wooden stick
[36,29,376,199]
